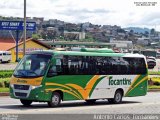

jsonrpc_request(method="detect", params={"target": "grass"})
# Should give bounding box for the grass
[149,77,160,82]
[0,87,9,92]
[148,71,160,75]
[148,85,160,89]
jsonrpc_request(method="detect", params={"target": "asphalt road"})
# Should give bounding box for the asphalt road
[0,63,17,70]
[0,92,160,114]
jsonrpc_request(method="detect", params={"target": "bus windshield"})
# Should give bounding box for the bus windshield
[13,54,52,78]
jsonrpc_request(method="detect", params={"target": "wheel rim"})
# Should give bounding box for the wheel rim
[115,92,121,102]
[52,95,59,105]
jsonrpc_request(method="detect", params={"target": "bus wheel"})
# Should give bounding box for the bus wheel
[48,92,61,107]
[108,90,123,104]
[85,99,96,104]
[20,99,32,106]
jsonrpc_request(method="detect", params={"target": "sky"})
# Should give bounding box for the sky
[0,0,160,31]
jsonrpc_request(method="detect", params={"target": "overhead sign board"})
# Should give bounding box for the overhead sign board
[0,21,36,31]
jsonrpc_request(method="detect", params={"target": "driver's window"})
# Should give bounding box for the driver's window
[19,59,31,70]
[25,60,31,70]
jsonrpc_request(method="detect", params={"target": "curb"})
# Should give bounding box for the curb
[0,92,9,96]
[148,89,160,92]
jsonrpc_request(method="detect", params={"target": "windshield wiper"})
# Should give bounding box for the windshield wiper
[17,70,26,76]
[28,70,39,76]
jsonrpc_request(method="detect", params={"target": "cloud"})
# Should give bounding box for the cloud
[140,12,160,25]
[0,0,23,10]
[0,0,160,30]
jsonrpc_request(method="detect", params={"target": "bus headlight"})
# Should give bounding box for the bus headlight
[10,84,14,88]
[32,85,42,89]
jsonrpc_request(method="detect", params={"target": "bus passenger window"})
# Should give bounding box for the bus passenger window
[56,59,62,73]
[47,65,57,77]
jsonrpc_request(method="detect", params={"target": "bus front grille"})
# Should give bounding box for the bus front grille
[14,84,30,90]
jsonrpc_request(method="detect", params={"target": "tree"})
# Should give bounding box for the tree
[117,29,126,33]
[130,29,134,33]
[150,28,155,35]
[32,34,42,40]
[129,29,134,36]
[144,31,149,37]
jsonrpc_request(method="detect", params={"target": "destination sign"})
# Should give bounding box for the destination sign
[0,21,36,31]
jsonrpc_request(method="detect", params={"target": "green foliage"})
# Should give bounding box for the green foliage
[0,88,9,92]
[150,28,155,35]
[32,34,42,40]
[0,70,13,78]
[57,36,65,41]
[0,78,10,88]
[79,33,96,42]
[148,85,160,89]
[4,81,9,88]
[0,82,3,87]
[148,71,160,75]
[153,81,160,86]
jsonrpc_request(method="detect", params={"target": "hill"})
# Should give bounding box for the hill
[124,27,150,33]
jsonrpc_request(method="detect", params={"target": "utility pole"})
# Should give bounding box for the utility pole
[23,0,26,56]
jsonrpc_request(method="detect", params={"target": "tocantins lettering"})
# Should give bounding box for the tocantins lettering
[109,76,131,85]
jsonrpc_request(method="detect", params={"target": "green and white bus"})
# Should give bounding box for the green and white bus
[10,50,148,107]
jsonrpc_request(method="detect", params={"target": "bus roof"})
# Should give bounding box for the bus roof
[80,48,114,53]
[53,51,145,58]
[29,50,145,58]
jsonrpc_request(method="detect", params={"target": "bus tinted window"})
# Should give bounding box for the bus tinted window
[123,58,147,74]
[58,56,147,75]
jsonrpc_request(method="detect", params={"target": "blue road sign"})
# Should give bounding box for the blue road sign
[0,21,36,31]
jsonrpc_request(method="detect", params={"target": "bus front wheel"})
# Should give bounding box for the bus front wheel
[48,92,61,107]
[108,90,123,104]
[20,99,32,106]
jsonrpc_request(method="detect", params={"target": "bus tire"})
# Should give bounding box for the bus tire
[108,90,123,104]
[48,92,61,107]
[20,99,32,106]
[85,99,96,104]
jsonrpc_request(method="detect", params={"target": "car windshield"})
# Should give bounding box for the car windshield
[13,54,52,78]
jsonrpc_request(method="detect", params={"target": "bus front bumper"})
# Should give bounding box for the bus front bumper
[10,84,51,102]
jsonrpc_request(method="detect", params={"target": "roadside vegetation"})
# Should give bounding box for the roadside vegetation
[148,71,160,75]
[0,88,9,92]
[0,70,13,92]
[148,86,160,89]
[148,71,160,90]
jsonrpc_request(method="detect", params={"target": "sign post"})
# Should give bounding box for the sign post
[16,30,19,62]
[24,0,26,56]
[0,21,36,62]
